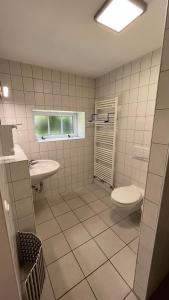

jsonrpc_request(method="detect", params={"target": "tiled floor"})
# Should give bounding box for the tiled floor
[35,183,140,300]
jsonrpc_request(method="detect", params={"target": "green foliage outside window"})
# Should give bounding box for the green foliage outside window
[34,114,74,138]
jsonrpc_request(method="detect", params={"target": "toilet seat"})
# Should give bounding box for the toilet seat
[111,185,144,207]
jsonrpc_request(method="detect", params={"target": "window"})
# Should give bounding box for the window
[33,110,85,141]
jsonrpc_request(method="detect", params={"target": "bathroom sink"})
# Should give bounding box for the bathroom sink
[29,160,60,185]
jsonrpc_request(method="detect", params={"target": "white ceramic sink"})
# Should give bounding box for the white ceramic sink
[29,160,60,185]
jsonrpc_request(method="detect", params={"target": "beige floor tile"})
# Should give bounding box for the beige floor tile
[128,237,139,254]
[51,202,70,217]
[41,272,55,300]
[92,189,109,198]
[74,186,88,196]
[112,219,139,243]
[80,192,98,204]
[60,279,95,300]
[83,215,108,237]
[43,233,71,265]
[47,194,63,207]
[62,191,78,201]
[88,261,130,300]
[74,205,95,221]
[89,200,107,214]
[125,291,138,300]
[35,207,53,225]
[48,253,84,299]
[34,198,48,210]
[99,208,122,227]
[56,211,79,230]
[110,246,137,288]
[67,197,85,210]
[64,223,91,249]
[36,219,61,241]
[100,196,114,208]
[95,229,125,258]
[73,239,107,276]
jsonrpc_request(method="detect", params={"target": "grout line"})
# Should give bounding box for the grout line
[35,186,141,299]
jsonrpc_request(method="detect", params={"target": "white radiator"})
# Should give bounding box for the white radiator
[94,98,118,187]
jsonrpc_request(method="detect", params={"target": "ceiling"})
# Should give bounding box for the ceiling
[0,0,167,77]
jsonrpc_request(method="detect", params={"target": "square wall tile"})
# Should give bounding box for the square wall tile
[156,70,169,109]
[43,68,52,80]
[21,64,32,77]
[10,61,21,75]
[152,49,162,67]
[139,223,156,253]
[152,109,169,144]
[166,5,169,29]
[142,200,159,230]
[18,214,35,232]
[34,79,43,92]
[149,143,168,176]
[12,179,32,200]
[149,66,160,84]
[146,173,163,205]
[11,76,23,90]
[10,161,29,181]
[52,70,60,82]
[43,80,52,93]
[15,197,33,219]
[23,77,34,91]
[161,29,169,72]
[0,58,10,73]
[32,66,42,79]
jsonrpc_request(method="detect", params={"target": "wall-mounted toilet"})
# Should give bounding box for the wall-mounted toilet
[111,185,144,212]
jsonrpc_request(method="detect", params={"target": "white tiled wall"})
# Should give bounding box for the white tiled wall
[95,49,161,190]
[0,144,22,299]
[0,60,95,197]
[134,4,169,299]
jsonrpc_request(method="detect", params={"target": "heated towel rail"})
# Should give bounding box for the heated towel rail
[94,97,118,187]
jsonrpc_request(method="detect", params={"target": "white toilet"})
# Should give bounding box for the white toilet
[111,185,144,212]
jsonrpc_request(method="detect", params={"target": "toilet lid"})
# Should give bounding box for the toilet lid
[111,185,142,205]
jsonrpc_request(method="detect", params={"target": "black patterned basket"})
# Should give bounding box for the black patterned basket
[17,232,46,300]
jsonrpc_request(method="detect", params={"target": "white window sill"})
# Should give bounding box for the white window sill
[36,136,85,143]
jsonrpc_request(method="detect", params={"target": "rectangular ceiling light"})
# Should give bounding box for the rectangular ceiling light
[95,0,147,32]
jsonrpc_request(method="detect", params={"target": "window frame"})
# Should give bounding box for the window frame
[33,110,78,140]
